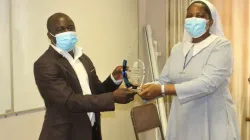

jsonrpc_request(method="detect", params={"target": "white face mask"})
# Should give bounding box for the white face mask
[184,17,209,38]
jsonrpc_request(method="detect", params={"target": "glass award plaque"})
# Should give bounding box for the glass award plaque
[122,59,145,92]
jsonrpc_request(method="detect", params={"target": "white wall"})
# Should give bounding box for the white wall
[11,0,140,112]
[0,111,44,140]
[0,0,142,140]
[138,0,167,83]
[0,0,12,115]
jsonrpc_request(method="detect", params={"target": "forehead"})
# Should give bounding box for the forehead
[187,3,206,13]
[54,16,74,26]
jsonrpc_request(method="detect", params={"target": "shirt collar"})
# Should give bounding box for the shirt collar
[183,34,219,57]
[51,44,83,61]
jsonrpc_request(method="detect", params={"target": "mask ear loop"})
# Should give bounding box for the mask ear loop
[50,32,55,37]
[49,33,57,45]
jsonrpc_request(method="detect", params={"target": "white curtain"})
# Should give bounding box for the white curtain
[210,0,250,139]
[166,0,192,53]
[164,0,192,118]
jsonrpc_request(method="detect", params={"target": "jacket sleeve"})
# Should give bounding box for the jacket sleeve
[83,54,120,94]
[34,61,115,112]
[175,40,233,104]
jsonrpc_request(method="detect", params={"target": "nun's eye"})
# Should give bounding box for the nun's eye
[186,14,193,18]
[196,14,205,18]
[197,15,205,18]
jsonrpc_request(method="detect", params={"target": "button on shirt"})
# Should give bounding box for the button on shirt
[51,44,122,126]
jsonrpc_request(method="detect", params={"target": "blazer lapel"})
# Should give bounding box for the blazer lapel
[78,56,96,94]
[78,56,91,78]
[58,57,85,95]
[58,58,76,75]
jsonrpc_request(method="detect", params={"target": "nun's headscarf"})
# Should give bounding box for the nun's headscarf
[183,0,224,42]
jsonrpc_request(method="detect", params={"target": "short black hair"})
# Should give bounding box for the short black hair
[47,13,69,32]
[188,1,213,20]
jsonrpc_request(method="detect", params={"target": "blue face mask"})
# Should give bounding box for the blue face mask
[50,31,78,52]
[184,17,208,38]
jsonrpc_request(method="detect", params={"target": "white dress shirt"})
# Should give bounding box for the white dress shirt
[51,44,122,126]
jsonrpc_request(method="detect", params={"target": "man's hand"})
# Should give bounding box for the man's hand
[112,66,129,81]
[112,66,123,80]
[113,88,136,104]
[138,84,162,100]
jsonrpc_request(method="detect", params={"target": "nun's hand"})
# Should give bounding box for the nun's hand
[138,84,162,100]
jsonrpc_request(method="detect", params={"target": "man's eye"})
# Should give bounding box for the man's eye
[68,26,75,31]
[56,27,64,32]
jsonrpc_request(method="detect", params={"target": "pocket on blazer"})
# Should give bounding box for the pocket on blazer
[52,122,72,134]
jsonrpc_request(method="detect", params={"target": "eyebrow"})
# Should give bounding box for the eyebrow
[56,24,74,28]
[186,12,207,16]
[68,25,75,27]
[187,11,206,14]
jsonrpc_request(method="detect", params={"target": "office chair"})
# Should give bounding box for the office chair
[131,103,164,140]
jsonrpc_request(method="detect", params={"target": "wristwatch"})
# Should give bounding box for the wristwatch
[161,85,166,96]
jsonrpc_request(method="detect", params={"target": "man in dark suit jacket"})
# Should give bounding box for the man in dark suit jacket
[34,13,135,140]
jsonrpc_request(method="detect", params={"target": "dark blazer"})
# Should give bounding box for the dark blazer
[34,46,119,140]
